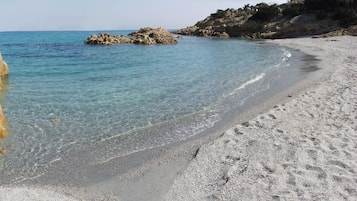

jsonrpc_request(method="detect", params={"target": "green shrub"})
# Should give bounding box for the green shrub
[339,18,357,27]
[304,0,339,11]
[282,6,301,18]
[332,11,350,21]
[250,3,280,21]
[332,10,357,27]
[316,12,328,20]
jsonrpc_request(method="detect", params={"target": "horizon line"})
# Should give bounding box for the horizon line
[0,27,180,33]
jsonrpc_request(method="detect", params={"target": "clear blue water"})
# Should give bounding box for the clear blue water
[0,31,292,180]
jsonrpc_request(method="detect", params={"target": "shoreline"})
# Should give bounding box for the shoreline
[1,36,356,200]
[164,36,357,200]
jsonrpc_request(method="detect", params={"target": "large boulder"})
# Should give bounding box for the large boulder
[129,27,178,44]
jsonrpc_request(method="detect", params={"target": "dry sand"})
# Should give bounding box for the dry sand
[164,36,357,201]
[0,36,356,201]
[0,186,79,201]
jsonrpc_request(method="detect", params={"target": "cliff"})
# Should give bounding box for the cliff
[0,53,9,155]
[175,3,357,39]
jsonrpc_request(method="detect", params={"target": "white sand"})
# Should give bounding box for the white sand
[164,36,357,201]
[0,186,79,201]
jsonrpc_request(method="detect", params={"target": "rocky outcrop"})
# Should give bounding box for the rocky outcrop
[129,27,178,44]
[174,3,357,39]
[313,25,357,38]
[85,33,131,45]
[85,27,178,45]
[0,53,8,155]
[175,8,255,38]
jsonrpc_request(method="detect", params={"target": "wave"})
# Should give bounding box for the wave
[274,48,292,68]
[229,73,266,96]
[282,48,292,62]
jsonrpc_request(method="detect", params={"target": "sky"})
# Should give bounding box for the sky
[0,0,287,31]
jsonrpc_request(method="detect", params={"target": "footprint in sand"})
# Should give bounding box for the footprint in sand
[268,114,277,120]
[286,172,296,186]
[309,137,321,146]
[305,164,327,179]
[306,149,318,161]
[261,162,276,174]
[328,160,355,173]
[234,127,244,135]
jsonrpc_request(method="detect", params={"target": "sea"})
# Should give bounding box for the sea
[0,31,304,183]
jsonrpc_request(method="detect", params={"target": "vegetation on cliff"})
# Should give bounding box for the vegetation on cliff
[175,1,357,39]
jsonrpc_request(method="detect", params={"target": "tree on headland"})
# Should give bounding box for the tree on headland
[304,0,357,10]
[249,3,280,21]
[288,0,304,4]
[304,0,337,10]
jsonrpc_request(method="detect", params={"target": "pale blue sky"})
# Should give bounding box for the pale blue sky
[1,0,287,31]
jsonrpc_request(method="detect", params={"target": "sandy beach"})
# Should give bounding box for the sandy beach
[0,36,356,200]
[164,36,357,200]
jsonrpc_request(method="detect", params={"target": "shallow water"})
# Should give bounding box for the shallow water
[0,31,293,181]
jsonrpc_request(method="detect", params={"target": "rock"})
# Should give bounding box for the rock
[0,106,7,139]
[173,7,257,38]
[131,33,157,45]
[312,25,357,38]
[85,33,130,45]
[213,31,230,38]
[175,26,199,35]
[85,27,177,45]
[0,53,8,155]
[346,25,357,36]
[0,53,9,90]
[129,27,178,45]
[51,118,61,125]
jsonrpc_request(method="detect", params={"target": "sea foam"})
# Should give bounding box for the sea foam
[229,73,266,96]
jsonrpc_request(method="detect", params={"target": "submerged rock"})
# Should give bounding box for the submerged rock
[0,105,7,155]
[85,27,178,45]
[51,118,61,125]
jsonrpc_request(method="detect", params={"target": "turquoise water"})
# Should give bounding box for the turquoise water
[0,31,292,181]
